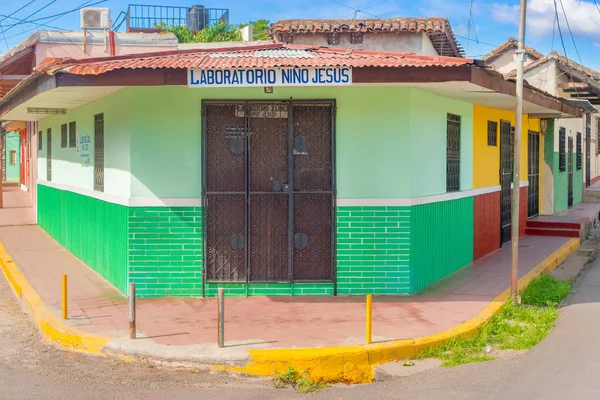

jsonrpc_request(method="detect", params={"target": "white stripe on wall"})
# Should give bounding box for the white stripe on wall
[337,182,529,207]
[37,181,202,207]
[38,180,530,209]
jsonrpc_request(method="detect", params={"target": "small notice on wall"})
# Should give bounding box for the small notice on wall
[188,67,352,88]
[77,135,91,166]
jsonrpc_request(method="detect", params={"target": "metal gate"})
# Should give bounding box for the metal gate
[586,114,591,187]
[527,130,539,218]
[500,121,512,246]
[203,101,335,284]
[568,137,574,208]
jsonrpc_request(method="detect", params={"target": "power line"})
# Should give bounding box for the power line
[0,21,9,51]
[361,0,391,11]
[553,0,569,60]
[0,0,38,24]
[0,0,107,31]
[466,0,474,53]
[328,0,380,18]
[0,0,57,35]
[558,0,583,65]
[454,34,497,48]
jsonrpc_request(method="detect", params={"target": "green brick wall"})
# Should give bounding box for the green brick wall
[128,207,203,298]
[204,282,335,297]
[37,184,129,293]
[336,206,412,295]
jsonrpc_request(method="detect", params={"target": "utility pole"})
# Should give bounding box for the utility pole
[0,123,4,209]
[512,0,527,300]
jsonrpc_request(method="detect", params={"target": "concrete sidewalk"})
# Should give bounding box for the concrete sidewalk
[0,187,580,381]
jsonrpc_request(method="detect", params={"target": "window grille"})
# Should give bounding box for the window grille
[446,114,461,192]
[487,121,498,146]
[94,114,104,192]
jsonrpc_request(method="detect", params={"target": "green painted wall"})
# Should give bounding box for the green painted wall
[128,86,472,200]
[128,206,203,298]
[337,206,411,295]
[129,85,412,199]
[37,184,129,293]
[411,197,474,293]
[5,132,20,182]
[204,283,334,297]
[410,89,474,196]
[37,89,132,197]
[553,152,583,213]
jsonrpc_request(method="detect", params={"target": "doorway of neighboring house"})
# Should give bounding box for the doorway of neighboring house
[568,137,574,208]
[586,114,591,187]
[527,130,540,218]
[500,120,512,246]
[203,101,335,284]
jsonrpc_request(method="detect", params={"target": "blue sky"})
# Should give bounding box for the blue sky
[2,0,600,69]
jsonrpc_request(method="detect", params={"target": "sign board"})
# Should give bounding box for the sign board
[188,67,352,88]
[77,135,91,165]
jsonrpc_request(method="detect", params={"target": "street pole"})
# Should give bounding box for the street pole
[512,0,527,300]
[0,124,4,209]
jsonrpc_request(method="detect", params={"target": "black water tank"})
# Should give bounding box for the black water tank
[186,5,209,31]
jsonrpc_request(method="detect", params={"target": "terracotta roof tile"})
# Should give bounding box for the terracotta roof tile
[270,17,464,58]
[482,37,544,62]
[35,43,474,76]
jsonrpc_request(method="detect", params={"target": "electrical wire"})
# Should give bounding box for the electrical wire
[466,0,474,53]
[0,0,38,24]
[454,34,497,48]
[0,0,107,32]
[0,0,57,35]
[558,0,583,65]
[328,0,380,18]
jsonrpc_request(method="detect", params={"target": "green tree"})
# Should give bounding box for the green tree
[238,19,270,40]
[156,21,242,43]
[156,19,271,43]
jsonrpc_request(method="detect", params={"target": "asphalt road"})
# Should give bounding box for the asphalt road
[2,256,600,399]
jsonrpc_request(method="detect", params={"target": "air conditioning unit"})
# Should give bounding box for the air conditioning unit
[80,8,111,29]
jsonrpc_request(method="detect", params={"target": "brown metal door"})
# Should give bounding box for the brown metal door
[248,104,289,281]
[203,102,335,284]
[500,121,512,246]
[527,131,540,218]
[204,104,247,282]
[292,104,334,281]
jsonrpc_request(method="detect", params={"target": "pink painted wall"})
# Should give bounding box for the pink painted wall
[34,42,176,66]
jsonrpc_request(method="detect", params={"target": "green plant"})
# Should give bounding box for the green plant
[521,276,572,307]
[273,366,298,388]
[156,20,269,43]
[272,367,327,393]
[418,277,572,367]
[296,372,327,394]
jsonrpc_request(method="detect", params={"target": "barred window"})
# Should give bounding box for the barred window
[576,132,582,170]
[46,128,52,182]
[38,131,42,151]
[94,113,104,192]
[446,114,461,192]
[559,127,566,172]
[69,121,76,148]
[487,121,498,146]
[61,124,67,148]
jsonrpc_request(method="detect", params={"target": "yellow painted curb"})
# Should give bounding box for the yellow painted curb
[0,236,581,382]
[218,238,580,384]
[0,241,110,355]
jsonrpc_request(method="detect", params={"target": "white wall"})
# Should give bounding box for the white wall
[283,32,439,55]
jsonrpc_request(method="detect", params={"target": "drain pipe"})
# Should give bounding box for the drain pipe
[109,30,116,56]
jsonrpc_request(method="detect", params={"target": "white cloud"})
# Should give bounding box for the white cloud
[492,0,600,37]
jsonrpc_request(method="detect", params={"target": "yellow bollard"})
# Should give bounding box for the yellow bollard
[366,294,372,344]
[62,274,68,320]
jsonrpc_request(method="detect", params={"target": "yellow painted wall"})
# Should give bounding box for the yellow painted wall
[473,105,540,189]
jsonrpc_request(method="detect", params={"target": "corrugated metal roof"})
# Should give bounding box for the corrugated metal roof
[36,44,474,76]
